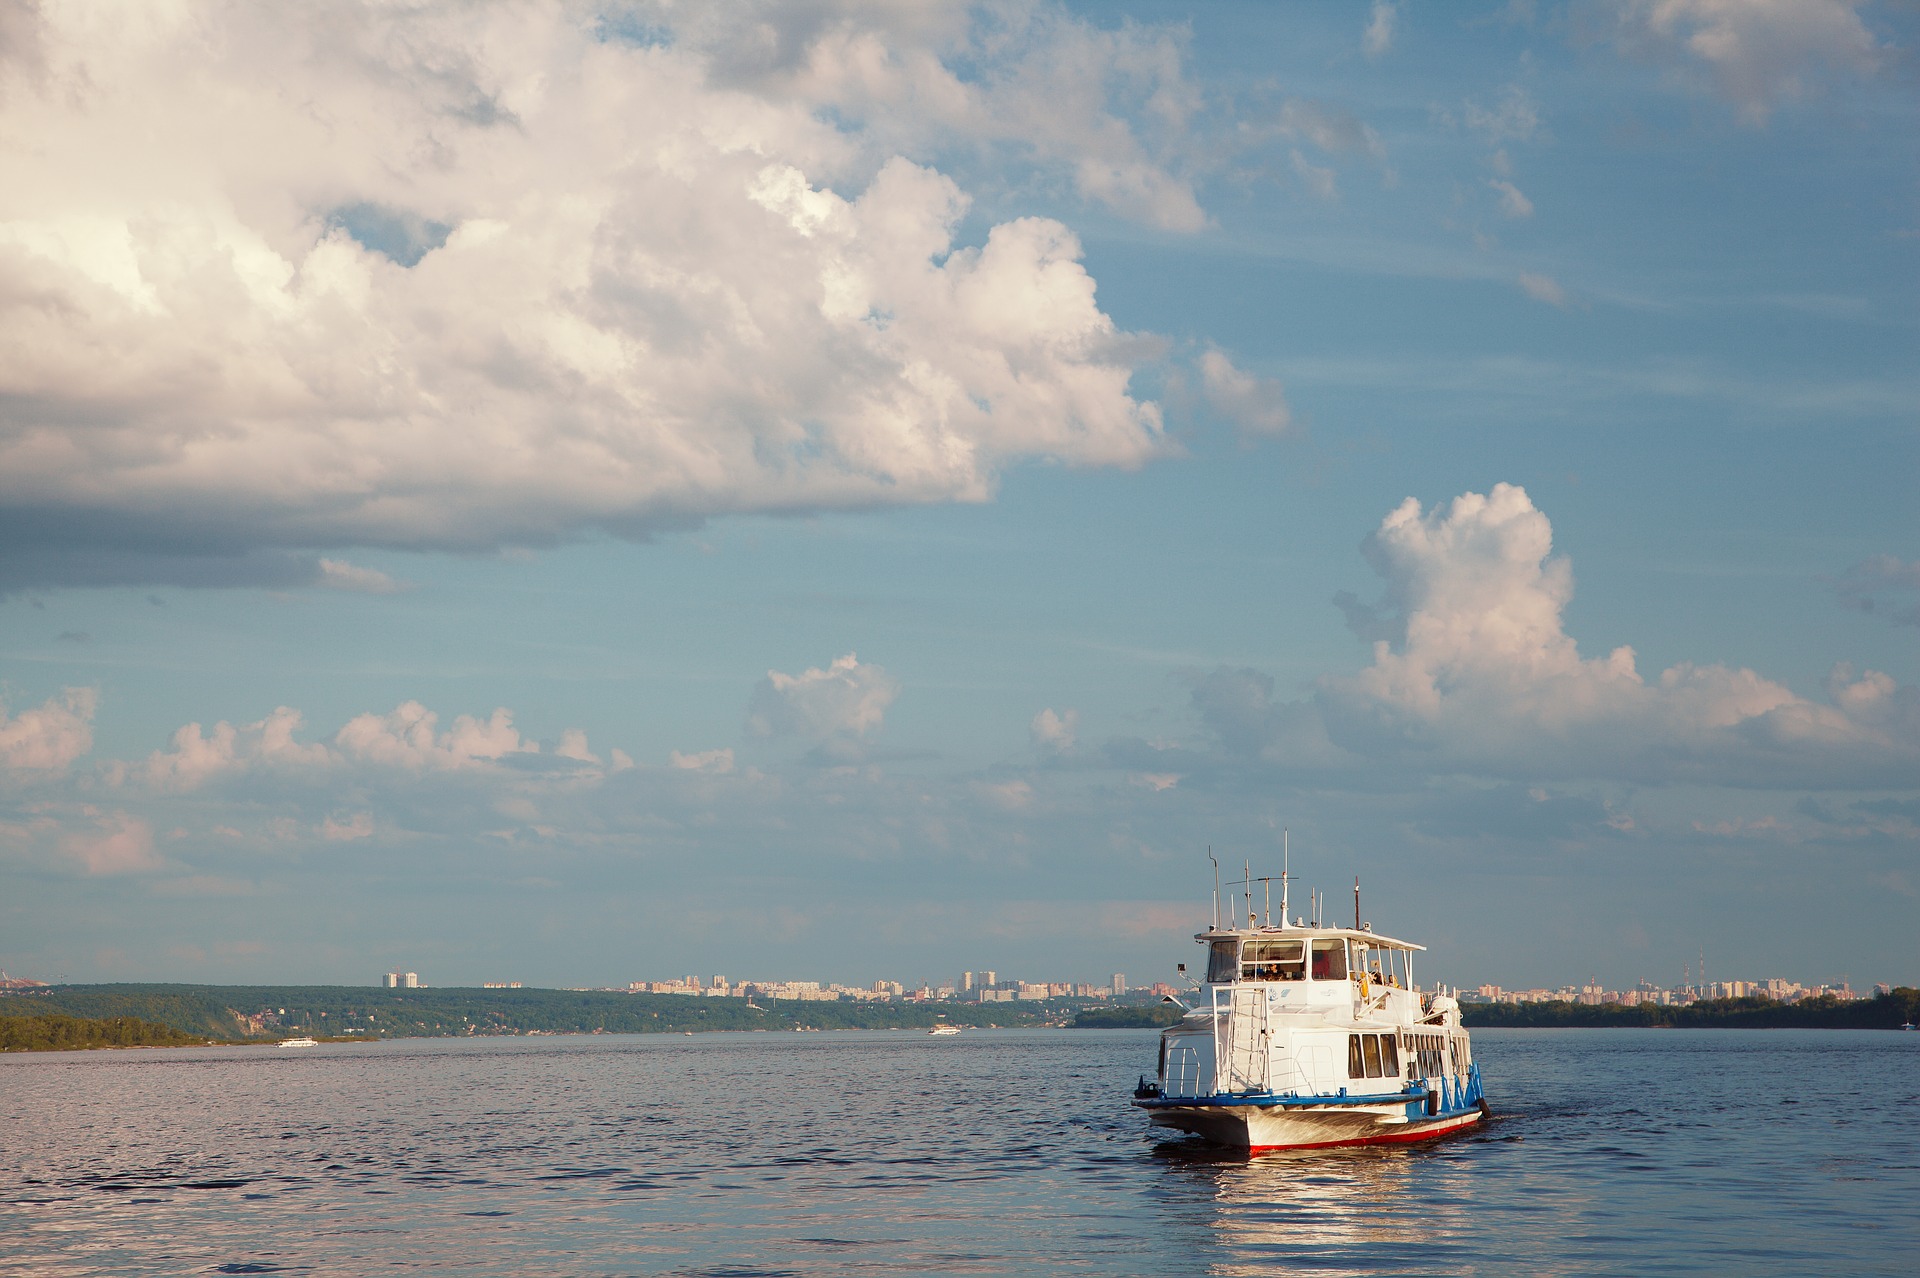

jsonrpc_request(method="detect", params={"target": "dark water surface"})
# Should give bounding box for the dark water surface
[3,1028,1917,1275]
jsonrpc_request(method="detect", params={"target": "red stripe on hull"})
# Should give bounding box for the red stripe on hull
[1244,1110,1483,1154]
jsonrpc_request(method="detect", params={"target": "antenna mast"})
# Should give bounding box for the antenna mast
[1243,861,1252,931]
[1281,828,1291,927]
[1354,876,1361,930]
[1209,847,1220,930]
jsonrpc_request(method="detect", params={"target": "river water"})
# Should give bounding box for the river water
[3,1028,1916,1275]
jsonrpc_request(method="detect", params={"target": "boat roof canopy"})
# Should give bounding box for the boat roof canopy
[1194,926,1425,952]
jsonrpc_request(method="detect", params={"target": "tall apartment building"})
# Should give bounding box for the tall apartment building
[1111,973,1126,995]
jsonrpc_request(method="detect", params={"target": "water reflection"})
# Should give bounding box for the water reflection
[1153,1139,1447,1276]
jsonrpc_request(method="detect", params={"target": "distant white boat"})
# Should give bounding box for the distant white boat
[929,1023,961,1036]
[278,1036,318,1048]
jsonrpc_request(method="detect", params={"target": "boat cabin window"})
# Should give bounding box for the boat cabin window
[1347,1032,1398,1080]
[1240,939,1305,982]
[1206,940,1239,984]
[1309,938,1347,981]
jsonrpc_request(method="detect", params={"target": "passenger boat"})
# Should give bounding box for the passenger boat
[929,1022,961,1036]
[1133,861,1488,1153]
[277,1036,319,1048]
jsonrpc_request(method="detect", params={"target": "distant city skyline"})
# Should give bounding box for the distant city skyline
[2,2,1914,992]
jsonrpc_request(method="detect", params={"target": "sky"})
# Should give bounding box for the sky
[1,0,1915,995]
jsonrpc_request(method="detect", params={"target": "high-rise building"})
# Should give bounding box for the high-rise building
[962,971,974,991]
[402,972,419,988]
[381,972,398,988]
[982,970,997,987]
[1111,973,1126,995]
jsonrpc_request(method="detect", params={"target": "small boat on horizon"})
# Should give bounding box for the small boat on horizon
[1133,854,1489,1153]
[277,1036,319,1048]
[929,1022,961,1036]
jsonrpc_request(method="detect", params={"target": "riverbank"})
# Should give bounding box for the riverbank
[1462,988,1919,1030]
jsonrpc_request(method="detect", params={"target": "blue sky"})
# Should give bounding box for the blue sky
[1,0,1914,994]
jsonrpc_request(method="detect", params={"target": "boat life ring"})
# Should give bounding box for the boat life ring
[1358,972,1371,1000]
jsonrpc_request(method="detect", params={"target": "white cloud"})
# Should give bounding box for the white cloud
[1030,707,1078,753]
[1313,484,1920,787]
[335,702,539,771]
[670,747,737,774]
[1489,178,1535,219]
[316,559,408,595]
[1610,0,1884,123]
[749,653,899,740]
[1363,2,1397,59]
[1518,272,1568,306]
[0,2,1171,590]
[59,810,162,875]
[141,706,332,790]
[555,728,599,764]
[0,687,95,775]
[1200,349,1292,438]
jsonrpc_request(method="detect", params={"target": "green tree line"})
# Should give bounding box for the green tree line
[1,984,1110,1039]
[0,1011,205,1052]
[1463,988,1920,1029]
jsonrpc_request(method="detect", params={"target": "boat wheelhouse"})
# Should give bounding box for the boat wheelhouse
[1133,874,1487,1153]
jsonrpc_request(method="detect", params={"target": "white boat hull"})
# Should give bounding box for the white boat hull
[1140,1096,1484,1152]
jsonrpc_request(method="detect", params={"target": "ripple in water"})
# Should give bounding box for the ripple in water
[1,1028,1916,1275]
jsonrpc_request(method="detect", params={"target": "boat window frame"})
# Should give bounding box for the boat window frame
[1309,938,1348,982]
[1380,1034,1399,1077]
[1239,938,1306,982]
[1206,939,1239,984]
[1361,1034,1383,1078]
[1347,1033,1364,1079]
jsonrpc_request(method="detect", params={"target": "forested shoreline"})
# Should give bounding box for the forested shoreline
[4,985,1914,1052]
[1463,988,1920,1029]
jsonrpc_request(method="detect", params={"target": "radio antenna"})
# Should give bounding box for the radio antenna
[1243,861,1252,931]
[1209,847,1220,930]
[1281,828,1291,927]
[1354,876,1361,931]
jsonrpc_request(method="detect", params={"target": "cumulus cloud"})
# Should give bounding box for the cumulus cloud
[1608,0,1885,122]
[132,698,628,789]
[1030,707,1078,754]
[1199,349,1292,438]
[1833,555,1920,627]
[0,1,1173,591]
[670,747,737,774]
[0,687,96,776]
[140,706,332,791]
[1363,3,1397,59]
[1311,484,1920,787]
[748,653,899,741]
[335,702,541,771]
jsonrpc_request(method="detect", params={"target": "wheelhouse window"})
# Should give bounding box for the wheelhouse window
[1309,938,1347,981]
[1239,939,1305,982]
[1347,1034,1364,1078]
[1381,1035,1399,1077]
[1361,1034,1383,1078]
[1206,940,1239,984]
